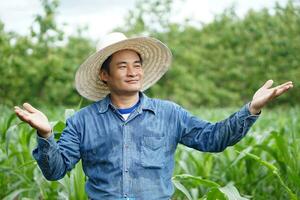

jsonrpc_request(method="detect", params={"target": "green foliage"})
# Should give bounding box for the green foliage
[1,1,300,199]
[1,105,300,199]
[0,0,93,107]
[171,106,300,199]
[1,0,299,108]
[118,0,300,108]
[0,105,87,199]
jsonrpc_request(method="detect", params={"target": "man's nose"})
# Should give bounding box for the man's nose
[127,66,137,76]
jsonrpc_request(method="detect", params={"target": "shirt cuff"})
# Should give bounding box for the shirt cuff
[33,133,56,155]
[237,102,260,127]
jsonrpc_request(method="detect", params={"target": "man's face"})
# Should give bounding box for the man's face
[100,49,144,96]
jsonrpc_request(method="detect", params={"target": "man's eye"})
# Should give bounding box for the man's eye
[134,65,142,68]
[118,65,126,68]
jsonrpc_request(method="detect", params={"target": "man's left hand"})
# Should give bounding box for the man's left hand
[249,80,293,115]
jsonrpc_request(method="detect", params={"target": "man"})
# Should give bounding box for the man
[14,32,293,199]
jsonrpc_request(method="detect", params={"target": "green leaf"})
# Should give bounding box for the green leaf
[173,174,220,188]
[206,187,227,200]
[236,150,278,172]
[52,120,65,139]
[1,113,16,141]
[219,182,249,200]
[2,188,31,200]
[172,180,193,200]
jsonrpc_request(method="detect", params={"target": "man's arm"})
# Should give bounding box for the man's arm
[177,103,259,152]
[14,103,81,180]
[177,80,293,152]
[32,117,81,180]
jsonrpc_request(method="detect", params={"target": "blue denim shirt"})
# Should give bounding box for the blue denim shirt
[32,92,259,200]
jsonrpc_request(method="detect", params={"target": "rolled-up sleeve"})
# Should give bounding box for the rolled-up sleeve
[177,103,259,152]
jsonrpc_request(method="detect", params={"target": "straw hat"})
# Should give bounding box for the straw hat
[75,32,172,101]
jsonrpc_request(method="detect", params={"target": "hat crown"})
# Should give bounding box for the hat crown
[96,32,128,51]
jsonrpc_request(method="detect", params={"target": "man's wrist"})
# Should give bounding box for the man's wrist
[249,102,261,115]
[37,130,52,139]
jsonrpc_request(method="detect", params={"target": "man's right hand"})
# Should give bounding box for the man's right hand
[14,103,52,138]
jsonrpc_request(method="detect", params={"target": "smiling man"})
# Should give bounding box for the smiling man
[14,32,293,199]
[100,49,144,109]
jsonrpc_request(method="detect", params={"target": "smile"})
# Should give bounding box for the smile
[126,80,139,83]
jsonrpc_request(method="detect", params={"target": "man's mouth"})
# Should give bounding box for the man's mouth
[126,80,139,83]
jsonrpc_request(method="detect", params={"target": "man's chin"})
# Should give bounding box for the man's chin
[118,87,142,95]
[127,88,141,93]
[126,84,142,91]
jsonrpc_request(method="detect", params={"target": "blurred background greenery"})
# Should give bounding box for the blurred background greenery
[1,0,299,109]
[1,0,300,199]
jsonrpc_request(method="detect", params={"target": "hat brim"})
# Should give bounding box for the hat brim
[75,37,172,101]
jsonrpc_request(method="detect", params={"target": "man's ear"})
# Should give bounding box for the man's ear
[99,70,108,84]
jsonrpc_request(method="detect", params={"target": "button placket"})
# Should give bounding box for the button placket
[122,122,130,197]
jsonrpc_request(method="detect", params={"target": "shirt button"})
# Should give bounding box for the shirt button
[125,169,128,173]
[125,145,129,149]
[124,194,127,198]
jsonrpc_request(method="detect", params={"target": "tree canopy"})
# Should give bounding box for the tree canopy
[1,0,299,108]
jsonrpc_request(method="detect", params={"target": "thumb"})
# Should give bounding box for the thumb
[23,103,39,113]
[262,80,274,89]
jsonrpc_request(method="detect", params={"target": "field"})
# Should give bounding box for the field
[0,105,299,199]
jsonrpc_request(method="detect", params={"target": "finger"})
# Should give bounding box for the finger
[274,81,293,90]
[23,103,39,113]
[14,106,26,116]
[262,80,274,89]
[14,107,31,122]
[274,84,293,97]
[15,107,30,117]
[14,106,22,111]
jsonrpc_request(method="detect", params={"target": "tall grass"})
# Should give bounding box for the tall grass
[0,105,299,199]
[0,106,86,199]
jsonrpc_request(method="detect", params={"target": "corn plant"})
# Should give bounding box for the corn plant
[1,105,299,199]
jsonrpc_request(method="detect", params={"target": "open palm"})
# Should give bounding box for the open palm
[14,103,51,138]
[249,80,293,114]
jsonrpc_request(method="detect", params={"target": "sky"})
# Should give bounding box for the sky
[0,0,290,40]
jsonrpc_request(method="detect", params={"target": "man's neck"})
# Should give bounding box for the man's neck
[110,92,140,109]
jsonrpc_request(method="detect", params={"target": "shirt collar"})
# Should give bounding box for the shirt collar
[96,92,156,115]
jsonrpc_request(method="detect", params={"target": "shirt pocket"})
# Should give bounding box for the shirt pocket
[141,135,166,168]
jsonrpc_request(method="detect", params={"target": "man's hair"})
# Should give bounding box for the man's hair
[100,50,143,84]
[101,55,113,75]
